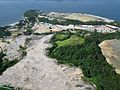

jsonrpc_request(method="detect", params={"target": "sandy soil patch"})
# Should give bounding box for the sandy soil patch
[65,13,98,22]
[99,40,120,74]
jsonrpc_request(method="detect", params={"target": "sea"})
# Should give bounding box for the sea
[0,0,120,26]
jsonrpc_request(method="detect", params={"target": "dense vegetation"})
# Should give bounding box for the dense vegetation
[38,17,107,25]
[38,17,81,25]
[48,30,120,90]
[24,10,38,22]
[24,10,38,18]
[0,27,11,38]
[108,21,120,27]
[19,45,27,57]
[16,20,27,29]
[0,52,18,75]
[23,28,33,35]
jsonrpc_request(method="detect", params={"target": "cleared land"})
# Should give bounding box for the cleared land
[99,40,120,74]
[65,13,98,22]
[0,35,94,90]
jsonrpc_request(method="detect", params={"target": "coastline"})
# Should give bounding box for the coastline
[0,15,24,27]
[0,10,120,89]
[84,13,114,22]
[0,12,114,27]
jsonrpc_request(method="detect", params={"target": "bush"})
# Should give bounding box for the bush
[0,84,16,90]
[24,10,38,18]
[0,30,11,38]
[21,51,27,57]
[23,28,33,35]
[0,51,19,75]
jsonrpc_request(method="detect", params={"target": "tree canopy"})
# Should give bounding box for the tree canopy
[48,31,120,90]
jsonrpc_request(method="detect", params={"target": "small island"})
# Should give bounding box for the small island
[0,10,120,90]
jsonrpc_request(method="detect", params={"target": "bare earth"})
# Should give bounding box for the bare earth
[99,40,120,74]
[0,35,94,90]
[65,13,98,22]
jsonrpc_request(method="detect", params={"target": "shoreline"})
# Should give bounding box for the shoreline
[0,15,24,27]
[0,11,114,27]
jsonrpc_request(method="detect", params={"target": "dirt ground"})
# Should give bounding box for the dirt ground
[0,35,94,90]
[65,13,98,22]
[99,40,120,74]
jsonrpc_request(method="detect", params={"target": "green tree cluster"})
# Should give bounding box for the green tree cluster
[0,27,11,38]
[24,10,38,23]
[38,17,107,25]
[48,31,120,90]
[0,52,18,75]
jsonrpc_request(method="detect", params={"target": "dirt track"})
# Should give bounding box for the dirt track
[0,35,94,90]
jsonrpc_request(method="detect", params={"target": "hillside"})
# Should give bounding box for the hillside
[0,35,94,90]
[99,40,120,74]
[48,30,120,90]
[0,10,120,90]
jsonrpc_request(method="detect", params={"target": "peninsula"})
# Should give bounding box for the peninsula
[0,10,120,90]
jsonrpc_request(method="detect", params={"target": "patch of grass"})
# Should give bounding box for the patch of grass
[50,32,71,43]
[56,35,84,47]
[55,34,68,40]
